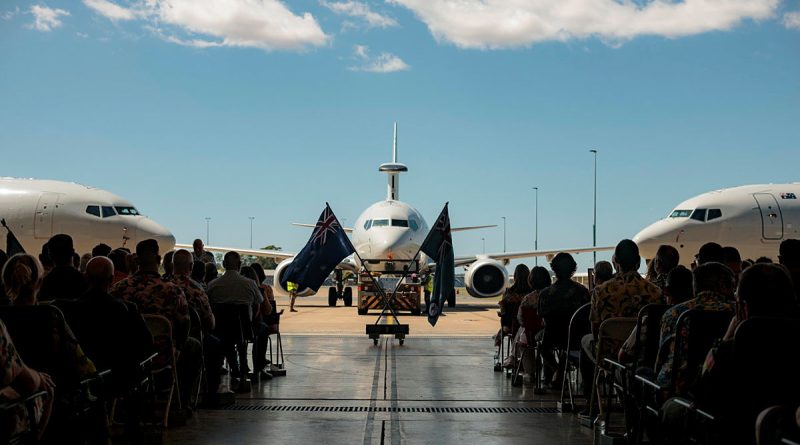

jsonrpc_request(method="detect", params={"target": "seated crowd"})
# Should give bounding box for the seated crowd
[496,238,800,445]
[0,236,282,444]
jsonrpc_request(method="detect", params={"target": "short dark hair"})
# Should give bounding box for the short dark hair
[551,252,577,280]
[250,263,267,284]
[755,256,773,264]
[136,239,160,262]
[615,239,640,271]
[240,265,257,282]
[594,261,614,282]
[47,234,75,265]
[108,248,128,273]
[737,263,796,317]
[779,239,800,267]
[697,242,724,265]
[693,262,734,294]
[528,266,552,291]
[223,251,241,271]
[722,246,741,264]
[666,265,693,304]
[655,245,680,272]
[91,243,112,258]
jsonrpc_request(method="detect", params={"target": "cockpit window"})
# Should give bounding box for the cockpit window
[690,209,707,222]
[86,206,100,217]
[670,210,692,218]
[707,209,722,221]
[364,220,372,230]
[391,219,408,227]
[115,206,140,215]
[372,219,389,227]
[102,206,116,218]
[409,219,419,231]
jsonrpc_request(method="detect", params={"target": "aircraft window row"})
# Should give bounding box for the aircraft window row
[115,206,140,215]
[670,209,692,218]
[691,209,706,222]
[86,205,139,218]
[688,208,723,222]
[363,218,419,230]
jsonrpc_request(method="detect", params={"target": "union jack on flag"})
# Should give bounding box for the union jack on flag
[312,206,341,246]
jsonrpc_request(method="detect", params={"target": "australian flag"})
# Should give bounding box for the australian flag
[1,219,25,256]
[420,203,454,327]
[280,204,354,292]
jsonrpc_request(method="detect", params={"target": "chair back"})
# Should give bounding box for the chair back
[596,317,637,364]
[565,303,591,351]
[0,305,83,390]
[188,307,203,340]
[635,303,671,367]
[143,314,176,369]
[733,317,800,412]
[671,309,732,392]
[211,303,253,344]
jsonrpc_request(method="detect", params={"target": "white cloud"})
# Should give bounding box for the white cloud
[83,0,136,21]
[322,1,397,28]
[76,31,89,38]
[349,45,409,72]
[784,11,800,29]
[83,0,329,51]
[2,6,20,21]
[388,0,779,49]
[29,5,70,32]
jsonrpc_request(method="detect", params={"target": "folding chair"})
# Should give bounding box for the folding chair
[188,308,207,409]
[211,304,254,390]
[634,309,732,444]
[603,304,670,439]
[142,314,181,427]
[0,390,48,445]
[497,302,520,376]
[591,317,636,425]
[512,306,544,388]
[265,310,286,377]
[559,302,591,412]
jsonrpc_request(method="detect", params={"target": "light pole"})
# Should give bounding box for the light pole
[249,216,255,249]
[501,216,507,253]
[481,237,485,254]
[205,217,211,245]
[533,187,539,266]
[590,149,598,266]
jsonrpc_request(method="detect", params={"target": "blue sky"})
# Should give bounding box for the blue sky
[1,0,799,272]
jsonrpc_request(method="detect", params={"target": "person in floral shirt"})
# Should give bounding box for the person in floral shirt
[655,262,734,392]
[170,249,215,333]
[0,319,54,440]
[581,239,662,397]
[111,240,190,346]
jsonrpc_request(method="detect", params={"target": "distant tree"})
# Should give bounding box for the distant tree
[243,244,283,270]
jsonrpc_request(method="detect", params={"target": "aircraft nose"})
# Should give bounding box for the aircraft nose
[633,221,669,260]
[137,218,176,252]
[374,231,407,258]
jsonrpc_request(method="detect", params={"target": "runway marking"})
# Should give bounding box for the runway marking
[362,338,385,445]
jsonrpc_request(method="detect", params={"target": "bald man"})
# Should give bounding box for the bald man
[170,249,215,332]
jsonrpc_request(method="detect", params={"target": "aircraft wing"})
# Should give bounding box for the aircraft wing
[454,246,614,268]
[293,223,353,233]
[174,244,295,260]
[451,224,497,232]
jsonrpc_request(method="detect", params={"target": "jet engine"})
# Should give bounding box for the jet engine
[273,258,314,297]
[464,258,508,298]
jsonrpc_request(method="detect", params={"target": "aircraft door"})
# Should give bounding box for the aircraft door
[34,192,59,239]
[753,193,783,240]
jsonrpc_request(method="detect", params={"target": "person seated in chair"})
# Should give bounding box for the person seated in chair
[38,235,87,301]
[654,262,734,392]
[537,253,590,386]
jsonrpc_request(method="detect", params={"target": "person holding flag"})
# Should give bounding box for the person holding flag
[419,203,454,327]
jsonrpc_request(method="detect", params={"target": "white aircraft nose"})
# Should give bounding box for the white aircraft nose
[633,220,671,260]
[137,218,176,252]
[373,230,409,258]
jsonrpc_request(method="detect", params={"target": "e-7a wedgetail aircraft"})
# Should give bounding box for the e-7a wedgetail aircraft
[184,124,608,315]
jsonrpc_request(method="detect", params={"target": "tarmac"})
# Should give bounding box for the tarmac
[162,292,594,444]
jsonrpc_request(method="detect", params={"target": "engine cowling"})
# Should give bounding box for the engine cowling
[464,258,508,298]
[273,258,314,297]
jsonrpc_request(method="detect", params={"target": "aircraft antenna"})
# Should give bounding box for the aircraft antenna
[392,122,398,163]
